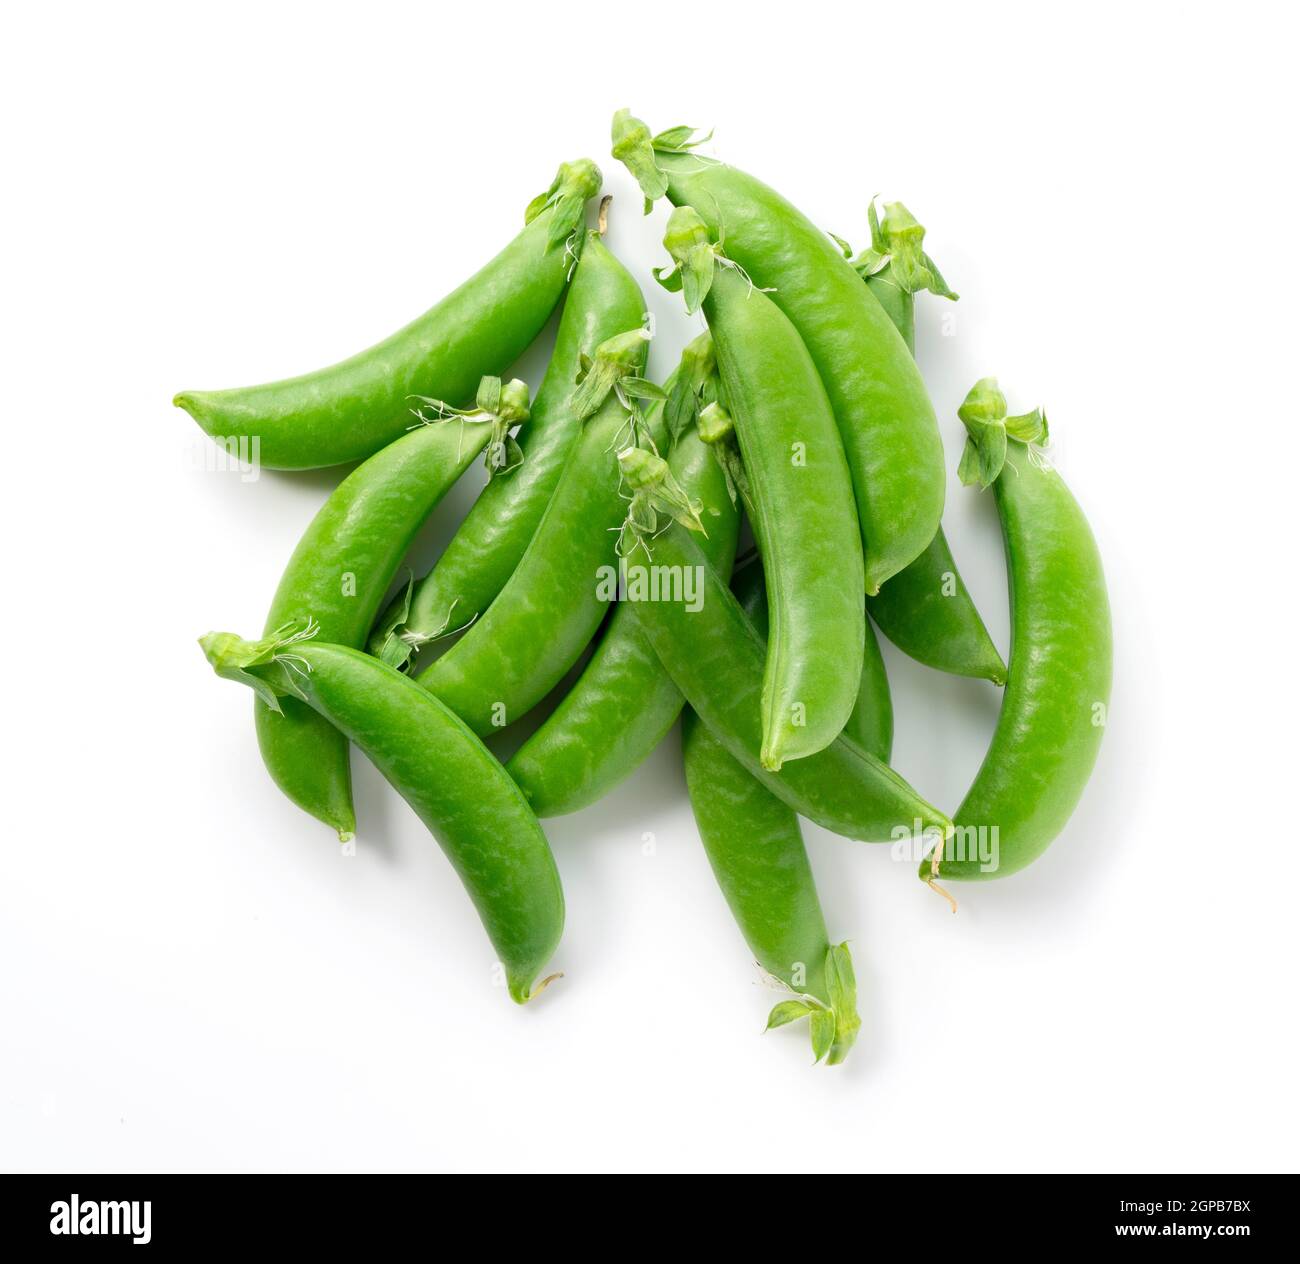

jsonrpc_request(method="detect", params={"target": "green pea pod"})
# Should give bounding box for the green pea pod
[658,206,866,768]
[682,559,890,1066]
[627,522,950,842]
[417,324,664,735]
[368,229,647,671]
[612,112,944,592]
[257,383,526,837]
[174,159,601,470]
[847,199,1006,685]
[201,631,564,1004]
[506,363,740,817]
[922,380,1111,888]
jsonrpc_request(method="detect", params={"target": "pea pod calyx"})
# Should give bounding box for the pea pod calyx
[843,198,958,300]
[571,325,658,420]
[610,109,712,213]
[524,157,603,251]
[199,621,319,711]
[956,376,1050,489]
[764,943,861,1066]
[408,374,532,477]
[614,445,707,558]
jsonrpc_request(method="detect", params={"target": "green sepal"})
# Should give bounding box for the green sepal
[572,326,652,419]
[823,942,862,1065]
[475,374,502,416]
[663,331,717,444]
[652,123,712,152]
[619,377,667,405]
[524,157,602,250]
[486,433,524,476]
[610,110,710,213]
[1005,407,1049,446]
[372,575,416,671]
[809,1009,836,1064]
[765,1000,815,1030]
[958,420,1007,490]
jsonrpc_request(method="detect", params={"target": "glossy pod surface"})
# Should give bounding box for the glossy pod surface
[418,339,659,736]
[929,441,1111,881]
[368,232,646,666]
[704,264,865,767]
[240,641,564,1001]
[682,562,893,1000]
[257,420,490,837]
[862,275,1005,683]
[506,422,740,815]
[629,524,949,842]
[655,151,944,592]
[867,528,1007,683]
[175,168,597,471]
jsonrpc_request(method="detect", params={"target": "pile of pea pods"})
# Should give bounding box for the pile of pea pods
[189,111,1111,1065]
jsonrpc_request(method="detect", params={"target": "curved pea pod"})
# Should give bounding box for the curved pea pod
[174,159,601,470]
[844,198,1005,685]
[922,380,1111,887]
[506,364,740,816]
[612,112,944,592]
[201,631,564,1003]
[681,561,892,1066]
[256,378,528,838]
[627,522,950,843]
[368,228,647,671]
[417,324,665,736]
[657,207,865,767]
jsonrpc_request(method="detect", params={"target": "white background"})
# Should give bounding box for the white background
[3,1,1296,1174]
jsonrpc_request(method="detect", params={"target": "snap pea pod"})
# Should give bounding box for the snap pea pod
[175,159,600,470]
[682,562,890,1065]
[417,326,664,736]
[658,207,865,767]
[257,379,528,838]
[922,380,1111,887]
[612,112,944,592]
[849,200,1006,684]
[506,356,740,816]
[201,631,564,1004]
[368,229,647,671]
[627,522,950,842]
